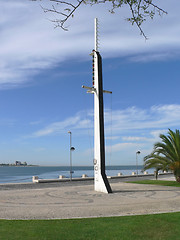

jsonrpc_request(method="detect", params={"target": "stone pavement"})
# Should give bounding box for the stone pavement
[0,180,180,219]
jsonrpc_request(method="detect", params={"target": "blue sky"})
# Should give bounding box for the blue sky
[0,0,180,166]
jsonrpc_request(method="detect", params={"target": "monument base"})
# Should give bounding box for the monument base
[94,174,112,194]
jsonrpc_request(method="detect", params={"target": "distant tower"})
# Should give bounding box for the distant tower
[82,18,112,193]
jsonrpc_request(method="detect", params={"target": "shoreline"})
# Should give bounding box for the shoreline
[0,172,175,190]
[0,165,161,184]
[32,171,173,183]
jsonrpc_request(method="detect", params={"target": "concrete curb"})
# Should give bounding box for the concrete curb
[32,172,173,183]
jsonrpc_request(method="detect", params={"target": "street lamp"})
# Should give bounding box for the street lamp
[68,131,75,180]
[136,150,141,176]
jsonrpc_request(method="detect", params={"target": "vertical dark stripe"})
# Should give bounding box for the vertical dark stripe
[97,51,112,193]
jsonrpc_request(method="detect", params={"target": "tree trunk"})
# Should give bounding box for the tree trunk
[174,168,180,183]
[176,176,180,183]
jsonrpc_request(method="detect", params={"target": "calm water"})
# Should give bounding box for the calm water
[0,165,154,184]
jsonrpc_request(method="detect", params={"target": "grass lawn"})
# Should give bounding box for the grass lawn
[0,212,180,240]
[128,180,180,187]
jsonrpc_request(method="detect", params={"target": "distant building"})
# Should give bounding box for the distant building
[15,161,27,166]
[15,161,21,166]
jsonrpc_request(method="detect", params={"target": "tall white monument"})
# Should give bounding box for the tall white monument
[82,18,112,193]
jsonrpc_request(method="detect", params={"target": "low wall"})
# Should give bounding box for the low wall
[32,172,173,183]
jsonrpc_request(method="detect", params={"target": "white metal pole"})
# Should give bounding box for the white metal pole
[95,18,98,52]
[68,131,72,180]
[136,151,141,176]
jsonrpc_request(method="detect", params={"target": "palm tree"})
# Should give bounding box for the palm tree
[144,129,180,182]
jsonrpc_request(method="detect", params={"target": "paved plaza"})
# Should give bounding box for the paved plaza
[0,177,180,219]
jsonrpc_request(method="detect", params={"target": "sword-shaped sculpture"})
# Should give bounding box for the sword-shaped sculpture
[82,18,112,193]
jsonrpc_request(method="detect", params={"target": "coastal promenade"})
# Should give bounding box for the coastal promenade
[0,175,180,220]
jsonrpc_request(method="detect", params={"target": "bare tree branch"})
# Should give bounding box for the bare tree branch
[127,0,148,39]
[31,0,167,38]
[144,0,168,15]
[38,0,84,30]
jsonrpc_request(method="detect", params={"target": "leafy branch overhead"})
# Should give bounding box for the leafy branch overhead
[31,0,167,39]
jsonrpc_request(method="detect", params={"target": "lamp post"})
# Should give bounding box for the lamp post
[136,150,141,176]
[68,131,75,180]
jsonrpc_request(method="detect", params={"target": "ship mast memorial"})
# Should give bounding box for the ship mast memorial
[82,18,112,194]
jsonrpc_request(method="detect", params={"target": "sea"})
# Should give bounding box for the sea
[0,165,155,184]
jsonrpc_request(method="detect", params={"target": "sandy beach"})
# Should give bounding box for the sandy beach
[0,174,179,220]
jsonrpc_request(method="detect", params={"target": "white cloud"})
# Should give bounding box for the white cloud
[29,120,42,126]
[30,104,180,138]
[110,105,180,132]
[0,119,16,127]
[122,136,148,142]
[18,103,180,165]
[150,129,167,138]
[106,136,119,140]
[32,115,81,137]
[129,51,180,63]
[108,142,137,152]
[1,0,180,88]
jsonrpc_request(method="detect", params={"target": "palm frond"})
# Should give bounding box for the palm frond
[143,129,180,181]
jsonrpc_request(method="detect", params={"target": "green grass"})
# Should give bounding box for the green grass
[128,180,180,187]
[0,212,180,240]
